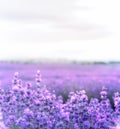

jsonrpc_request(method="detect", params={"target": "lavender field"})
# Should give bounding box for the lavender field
[0,62,120,129]
[0,62,120,98]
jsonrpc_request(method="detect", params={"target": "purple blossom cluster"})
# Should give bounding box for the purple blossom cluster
[0,71,120,129]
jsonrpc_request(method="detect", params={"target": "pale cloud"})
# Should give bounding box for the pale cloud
[0,0,120,61]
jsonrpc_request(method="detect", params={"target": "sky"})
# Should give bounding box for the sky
[0,0,120,62]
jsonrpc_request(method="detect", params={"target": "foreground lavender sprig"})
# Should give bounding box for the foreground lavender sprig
[0,72,120,129]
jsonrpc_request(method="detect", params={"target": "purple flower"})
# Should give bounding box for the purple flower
[0,71,119,129]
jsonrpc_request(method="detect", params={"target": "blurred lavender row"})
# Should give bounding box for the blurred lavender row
[0,62,120,100]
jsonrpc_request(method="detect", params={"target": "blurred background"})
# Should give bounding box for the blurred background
[0,0,120,62]
[0,0,120,104]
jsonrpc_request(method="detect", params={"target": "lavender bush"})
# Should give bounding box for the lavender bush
[0,71,120,129]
